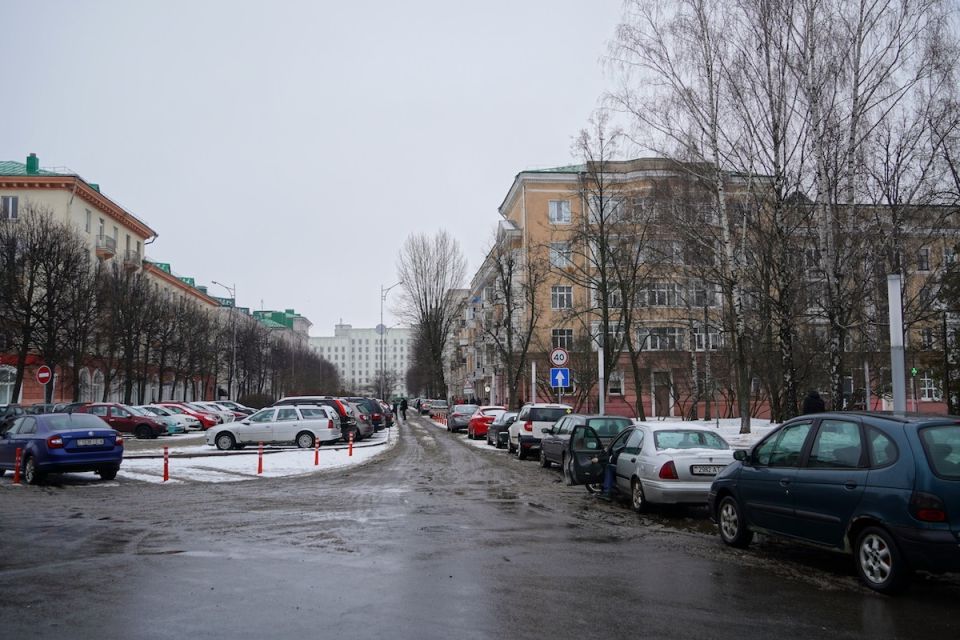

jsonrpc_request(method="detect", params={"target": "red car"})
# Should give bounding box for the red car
[467,406,507,440]
[76,402,166,439]
[155,402,219,429]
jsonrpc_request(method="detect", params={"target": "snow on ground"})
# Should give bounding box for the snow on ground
[117,430,397,484]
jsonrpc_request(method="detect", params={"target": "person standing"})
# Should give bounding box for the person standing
[802,390,826,414]
[400,397,408,421]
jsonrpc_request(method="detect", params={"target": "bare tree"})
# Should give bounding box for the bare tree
[396,231,468,398]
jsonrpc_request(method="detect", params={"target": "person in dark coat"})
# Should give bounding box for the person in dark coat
[400,398,408,421]
[802,390,826,414]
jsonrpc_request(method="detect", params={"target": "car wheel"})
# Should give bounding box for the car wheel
[539,449,551,468]
[508,439,516,453]
[215,433,236,451]
[0,468,5,477]
[99,467,118,481]
[23,456,42,485]
[631,478,647,513]
[855,526,911,594]
[517,442,527,460]
[562,454,575,486]
[135,424,152,439]
[296,431,315,449]
[717,495,753,548]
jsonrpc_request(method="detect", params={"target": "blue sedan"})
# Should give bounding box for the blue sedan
[0,413,124,484]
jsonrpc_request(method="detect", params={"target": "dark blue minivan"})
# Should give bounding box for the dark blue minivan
[708,412,960,593]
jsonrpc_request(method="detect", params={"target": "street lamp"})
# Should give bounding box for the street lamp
[379,281,403,400]
[212,280,237,400]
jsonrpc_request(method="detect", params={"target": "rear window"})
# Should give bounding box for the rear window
[46,414,110,430]
[530,407,570,423]
[454,405,478,413]
[919,425,960,479]
[586,418,632,438]
[654,430,729,450]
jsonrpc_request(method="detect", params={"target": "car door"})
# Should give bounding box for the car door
[543,417,566,463]
[109,406,136,433]
[736,420,815,536]
[790,418,869,547]
[240,409,276,444]
[0,417,24,468]
[566,425,609,485]
[615,428,646,493]
[273,407,300,443]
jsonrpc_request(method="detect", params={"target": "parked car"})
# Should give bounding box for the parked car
[708,412,960,594]
[141,404,202,431]
[155,403,218,429]
[346,401,376,441]
[486,411,518,448]
[379,400,395,428]
[446,404,479,432]
[214,400,255,416]
[188,402,235,423]
[0,404,26,431]
[53,402,89,413]
[206,405,342,450]
[539,414,633,469]
[131,405,185,435]
[273,396,359,441]
[508,403,572,460]
[27,403,59,415]
[346,397,385,430]
[0,412,123,484]
[76,403,166,439]
[467,406,506,439]
[430,400,448,416]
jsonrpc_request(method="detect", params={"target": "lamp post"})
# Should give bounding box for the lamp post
[380,281,403,400]
[212,280,237,400]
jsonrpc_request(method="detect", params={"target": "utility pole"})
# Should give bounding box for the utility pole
[380,281,403,400]
[213,280,237,400]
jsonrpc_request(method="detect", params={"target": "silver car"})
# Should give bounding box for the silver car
[345,401,376,441]
[206,405,342,450]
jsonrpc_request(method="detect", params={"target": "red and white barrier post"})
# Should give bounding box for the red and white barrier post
[13,447,22,484]
[163,446,169,482]
[314,437,319,466]
[258,442,264,475]
[348,431,354,457]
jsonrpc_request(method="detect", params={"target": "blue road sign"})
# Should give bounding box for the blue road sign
[550,368,570,388]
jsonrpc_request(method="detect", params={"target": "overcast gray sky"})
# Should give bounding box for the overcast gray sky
[2,0,623,334]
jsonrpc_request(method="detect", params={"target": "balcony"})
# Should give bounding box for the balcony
[95,234,116,260]
[122,249,142,271]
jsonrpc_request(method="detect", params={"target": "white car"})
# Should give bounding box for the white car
[508,403,572,460]
[189,402,235,423]
[206,405,342,450]
[566,423,734,510]
[141,405,202,431]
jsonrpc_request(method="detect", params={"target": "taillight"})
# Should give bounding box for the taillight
[328,419,333,429]
[46,435,64,449]
[524,421,533,432]
[115,435,124,447]
[910,491,948,522]
[658,461,679,479]
[373,413,381,419]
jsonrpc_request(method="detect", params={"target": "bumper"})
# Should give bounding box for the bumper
[449,419,470,430]
[317,429,342,443]
[890,526,960,573]
[642,479,713,505]
[38,450,123,473]
[518,436,541,450]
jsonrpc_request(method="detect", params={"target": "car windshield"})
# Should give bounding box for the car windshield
[146,406,169,416]
[128,406,150,416]
[530,407,570,422]
[654,430,729,450]
[586,418,632,438]
[919,424,960,479]
[46,414,111,430]
[494,412,518,425]
[164,406,186,414]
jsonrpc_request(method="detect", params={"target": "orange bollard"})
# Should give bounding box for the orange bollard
[314,437,319,466]
[258,442,263,474]
[163,446,169,482]
[13,447,22,484]
[348,431,354,457]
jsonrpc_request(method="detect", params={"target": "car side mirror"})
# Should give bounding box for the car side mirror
[241,420,250,425]
[733,449,749,463]
[545,427,555,435]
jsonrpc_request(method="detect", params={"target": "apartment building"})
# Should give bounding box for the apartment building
[309,323,413,396]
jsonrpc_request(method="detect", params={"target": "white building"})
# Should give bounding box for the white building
[309,323,414,396]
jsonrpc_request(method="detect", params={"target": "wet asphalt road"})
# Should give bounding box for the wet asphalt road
[1,415,959,640]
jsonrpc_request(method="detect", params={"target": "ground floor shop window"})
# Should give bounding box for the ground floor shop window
[0,366,15,404]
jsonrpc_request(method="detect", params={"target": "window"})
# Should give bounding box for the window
[551,285,573,310]
[85,209,91,233]
[548,200,571,224]
[694,326,723,351]
[807,420,863,468]
[921,328,934,350]
[88,405,109,417]
[0,195,18,220]
[276,408,298,421]
[943,246,957,268]
[654,430,729,450]
[591,286,622,309]
[98,217,105,237]
[917,247,931,272]
[866,427,898,467]
[551,328,573,350]
[113,407,130,418]
[688,281,716,308]
[608,370,623,395]
[0,366,15,404]
[639,327,684,351]
[549,242,572,268]
[643,282,681,307]
[755,422,812,467]
[249,409,276,423]
[622,429,644,455]
[918,425,960,479]
[920,370,940,401]
[112,225,118,241]
[587,195,625,224]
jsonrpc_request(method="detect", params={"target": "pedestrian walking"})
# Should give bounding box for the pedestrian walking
[400,398,408,421]
[802,389,826,414]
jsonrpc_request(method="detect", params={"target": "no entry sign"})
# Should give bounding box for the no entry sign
[36,365,52,385]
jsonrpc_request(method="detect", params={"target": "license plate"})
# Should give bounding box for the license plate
[77,438,105,446]
[691,464,724,475]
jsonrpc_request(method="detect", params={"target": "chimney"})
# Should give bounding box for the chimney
[25,153,39,175]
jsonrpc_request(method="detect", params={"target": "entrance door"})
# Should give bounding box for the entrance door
[654,372,672,417]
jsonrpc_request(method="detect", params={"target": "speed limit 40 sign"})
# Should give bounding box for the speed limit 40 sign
[549,348,569,367]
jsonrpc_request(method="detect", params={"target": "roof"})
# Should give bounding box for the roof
[522,163,585,174]
[818,411,959,425]
[0,160,67,177]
